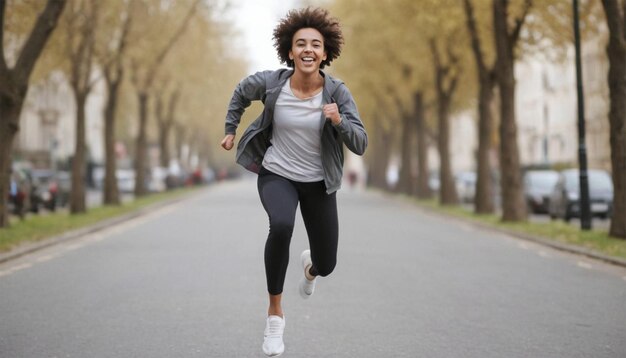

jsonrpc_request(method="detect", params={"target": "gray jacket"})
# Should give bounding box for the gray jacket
[225,69,367,194]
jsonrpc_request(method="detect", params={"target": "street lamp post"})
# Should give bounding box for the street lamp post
[573,0,591,230]
[38,108,59,170]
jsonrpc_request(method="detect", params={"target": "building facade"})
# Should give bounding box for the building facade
[448,34,611,175]
[13,71,106,170]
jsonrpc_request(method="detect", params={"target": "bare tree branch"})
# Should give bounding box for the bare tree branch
[510,0,533,46]
[101,3,132,82]
[84,0,99,93]
[115,11,132,74]
[155,92,164,125]
[463,0,487,75]
[167,87,181,120]
[429,38,441,69]
[446,43,461,95]
[0,0,7,73]
[15,0,66,84]
[623,0,626,40]
[144,0,200,89]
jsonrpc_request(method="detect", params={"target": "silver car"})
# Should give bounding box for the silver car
[548,169,613,221]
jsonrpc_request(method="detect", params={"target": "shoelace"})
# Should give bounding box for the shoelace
[266,319,283,338]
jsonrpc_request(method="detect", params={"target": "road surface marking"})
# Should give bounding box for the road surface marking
[85,232,106,242]
[0,262,34,277]
[63,243,85,252]
[36,254,57,263]
[457,223,477,232]
[538,251,551,258]
[10,263,33,271]
[577,261,593,269]
[517,243,529,250]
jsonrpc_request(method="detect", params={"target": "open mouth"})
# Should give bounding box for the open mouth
[301,56,315,64]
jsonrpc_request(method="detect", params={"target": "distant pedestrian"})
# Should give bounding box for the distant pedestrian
[220,7,367,357]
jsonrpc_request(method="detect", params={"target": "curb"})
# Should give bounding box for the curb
[0,192,194,265]
[414,203,626,269]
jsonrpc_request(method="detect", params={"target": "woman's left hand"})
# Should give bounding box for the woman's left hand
[322,103,342,126]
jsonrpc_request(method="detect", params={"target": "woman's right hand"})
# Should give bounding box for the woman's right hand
[221,134,235,151]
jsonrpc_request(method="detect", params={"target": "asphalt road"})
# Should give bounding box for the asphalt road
[1,179,625,358]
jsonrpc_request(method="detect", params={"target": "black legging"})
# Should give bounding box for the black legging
[257,167,338,295]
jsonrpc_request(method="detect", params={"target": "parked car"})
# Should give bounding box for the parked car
[428,171,440,193]
[55,170,71,208]
[8,170,29,218]
[116,169,135,193]
[523,170,559,214]
[148,167,168,193]
[548,169,613,221]
[29,169,62,212]
[455,171,477,203]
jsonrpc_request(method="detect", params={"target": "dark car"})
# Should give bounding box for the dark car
[29,169,71,212]
[29,169,59,212]
[523,170,559,214]
[548,169,613,222]
[8,170,30,219]
[55,171,71,208]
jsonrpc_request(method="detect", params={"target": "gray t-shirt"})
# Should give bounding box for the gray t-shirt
[262,79,324,182]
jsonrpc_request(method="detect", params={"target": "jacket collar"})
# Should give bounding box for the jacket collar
[271,69,342,104]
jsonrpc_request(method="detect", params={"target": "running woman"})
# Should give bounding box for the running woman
[220,7,367,356]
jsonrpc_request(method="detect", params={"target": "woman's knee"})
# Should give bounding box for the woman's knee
[315,259,336,277]
[269,219,294,239]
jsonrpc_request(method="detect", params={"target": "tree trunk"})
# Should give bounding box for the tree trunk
[0,101,21,227]
[601,0,626,238]
[103,76,121,205]
[134,91,149,197]
[174,122,186,164]
[0,0,66,227]
[66,0,98,214]
[475,80,496,213]
[158,124,170,168]
[397,113,414,195]
[155,94,166,167]
[431,38,459,206]
[493,0,527,221]
[437,93,458,205]
[101,6,129,206]
[157,90,179,168]
[203,131,217,169]
[464,0,496,213]
[196,132,210,169]
[368,118,391,189]
[415,91,432,199]
[70,93,87,213]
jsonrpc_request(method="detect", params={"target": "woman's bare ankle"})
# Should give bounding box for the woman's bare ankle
[268,309,283,318]
[268,293,283,317]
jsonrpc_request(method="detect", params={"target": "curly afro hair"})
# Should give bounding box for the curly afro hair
[273,7,344,69]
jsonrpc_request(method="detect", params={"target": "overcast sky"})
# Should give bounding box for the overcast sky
[227,0,296,72]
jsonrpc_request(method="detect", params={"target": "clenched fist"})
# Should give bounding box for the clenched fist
[221,134,235,151]
[323,103,342,125]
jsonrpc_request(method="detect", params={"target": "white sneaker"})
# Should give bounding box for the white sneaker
[262,315,285,357]
[299,250,316,299]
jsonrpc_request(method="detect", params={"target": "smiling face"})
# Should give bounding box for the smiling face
[289,27,327,75]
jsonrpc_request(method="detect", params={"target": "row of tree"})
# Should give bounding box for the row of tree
[0,0,247,227]
[330,0,625,239]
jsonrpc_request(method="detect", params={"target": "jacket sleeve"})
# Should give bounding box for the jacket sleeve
[332,83,368,155]
[224,71,271,135]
